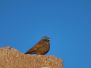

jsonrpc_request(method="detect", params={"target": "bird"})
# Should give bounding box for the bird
[25,36,50,55]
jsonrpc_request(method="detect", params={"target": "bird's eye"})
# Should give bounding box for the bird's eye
[44,39,49,42]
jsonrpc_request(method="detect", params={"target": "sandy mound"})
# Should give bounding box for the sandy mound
[0,47,63,68]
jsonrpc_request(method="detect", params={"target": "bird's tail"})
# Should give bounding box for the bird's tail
[24,50,36,54]
[24,51,30,54]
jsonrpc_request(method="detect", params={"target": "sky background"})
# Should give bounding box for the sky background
[0,0,91,68]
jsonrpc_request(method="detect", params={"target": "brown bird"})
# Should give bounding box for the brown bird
[25,36,50,55]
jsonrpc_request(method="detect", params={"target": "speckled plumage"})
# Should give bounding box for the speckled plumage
[25,36,50,55]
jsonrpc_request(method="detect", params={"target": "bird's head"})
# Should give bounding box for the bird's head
[42,36,50,42]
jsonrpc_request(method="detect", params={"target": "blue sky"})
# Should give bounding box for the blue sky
[0,0,91,68]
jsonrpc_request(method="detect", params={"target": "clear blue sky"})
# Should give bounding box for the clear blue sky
[0,0,91,68]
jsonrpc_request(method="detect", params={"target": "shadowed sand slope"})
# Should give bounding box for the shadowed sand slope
[0,47,63,68]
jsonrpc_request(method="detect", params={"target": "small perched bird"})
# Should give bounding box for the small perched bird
[25,36,50,55]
